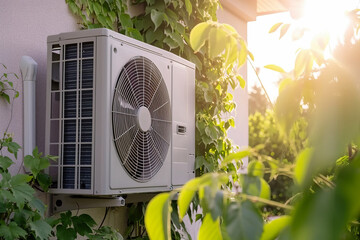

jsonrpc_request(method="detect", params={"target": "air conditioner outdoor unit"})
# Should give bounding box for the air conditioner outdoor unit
[45,28,195,195]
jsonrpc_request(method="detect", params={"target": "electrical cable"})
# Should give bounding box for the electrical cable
[98,207,109,229]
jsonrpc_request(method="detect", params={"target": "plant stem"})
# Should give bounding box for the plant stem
[232,192,293,210]
[247,57,274,109]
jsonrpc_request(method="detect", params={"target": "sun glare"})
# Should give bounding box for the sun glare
[299,0,357,48]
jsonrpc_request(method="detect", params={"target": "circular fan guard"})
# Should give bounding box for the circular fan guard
[112,56,171,182]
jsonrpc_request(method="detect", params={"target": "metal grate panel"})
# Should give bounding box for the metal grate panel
[48,41,95,191]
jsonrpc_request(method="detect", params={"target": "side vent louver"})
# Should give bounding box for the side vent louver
[48,41,94,191]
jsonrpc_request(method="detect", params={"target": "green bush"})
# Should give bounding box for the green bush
[0,65,122,240]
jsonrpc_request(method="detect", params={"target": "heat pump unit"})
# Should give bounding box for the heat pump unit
[45,28,195,195]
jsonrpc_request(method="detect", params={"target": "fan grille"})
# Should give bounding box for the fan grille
[112,56,171,182]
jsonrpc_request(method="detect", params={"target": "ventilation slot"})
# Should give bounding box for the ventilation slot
[82,59,93,88]
[82,42,94,58]
[64,91,77,118]
[65,61,77,90]
[79,167,91,189]
[177,125,187,135]
[63,144,75,165]
[81,119,92,142]
[65,44,77,59]
[63,167,75,189]
[81,91,93,117]
[80,144,92,165]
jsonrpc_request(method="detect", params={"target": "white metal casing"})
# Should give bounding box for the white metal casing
[45,28,195,195]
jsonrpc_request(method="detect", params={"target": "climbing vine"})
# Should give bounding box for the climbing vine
[65,0,248,175]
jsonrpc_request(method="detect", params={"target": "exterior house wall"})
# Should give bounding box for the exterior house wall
[0,0,250,235]
[217,7,249,161]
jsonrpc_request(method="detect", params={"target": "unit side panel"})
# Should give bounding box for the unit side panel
[93,36,112,195]
[172,62,195,186]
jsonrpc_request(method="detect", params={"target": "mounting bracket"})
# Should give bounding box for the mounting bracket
[51,195,126,214]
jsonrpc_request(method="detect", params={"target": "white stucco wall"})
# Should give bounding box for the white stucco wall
[0,0,249,237]
[0,0,78,171]
[217,9,249,158]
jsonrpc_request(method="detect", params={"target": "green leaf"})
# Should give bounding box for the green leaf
[120,13,132,28]
[224,201,263,240]
[97,14,109,28]
[146,28,164,43]
[24,148,51,178]
[210,191,224,221]
[3,142,21,159]
[294,148,313,186]
[198,214,222,240]
[237,38,248,66]
[145,192,172,240]
[0,156,13,170]
[178,173,227,220]
[269,22,283,33]
[237,75,246,88]
[221,149,250,167]
[166,30,184,50]
[79,214,97,227]
[184,0,192,16]
[93,2,102,15]
[248,160,265,178]
[60,211,73,228]
[264,64,286,73]
[279,24,290,39]
[291,189,346,240]
[108,11,117,22]
[11,183,35,209]
[56,225,77,240]
[0,222,27,240]
[126,27,144,41]
[72,216,93,236]
[242,175,261,197]
[151,9,165,31]
[189,22,211,52]
[259,178,271,200]
[204,90,212,103]
[0,93,10,104]
[164,37,179,50]
[208,26,226,58]
[29,197,46,216]
[260,216,291,240]
[294,49,311,77]
[37,172,52,192]
[278,78,292,93]
[225,37,238,65]
[68,1,80,14]
[29,220,52,240]
[10,174,32,186]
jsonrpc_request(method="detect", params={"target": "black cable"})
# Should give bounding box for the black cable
[98,207,109,229]
[33,184,45,193]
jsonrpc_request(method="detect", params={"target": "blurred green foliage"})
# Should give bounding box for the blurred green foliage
[249,110,307,215]
[145,7,360,240]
